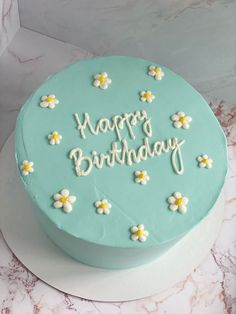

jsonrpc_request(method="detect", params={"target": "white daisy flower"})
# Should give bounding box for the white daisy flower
[140,90,155,103]
[93,72,112,90]
[48,131,62,145]
[20,160,34,176]
[197,155,213,169]
[134,170,150,185]
[130,224,149,242]
[148,65,164,80]
[40,94,59,109]
[168,192,189,214]
[171,112,192,129]
[95,199,112,215]
[53,189,76,213]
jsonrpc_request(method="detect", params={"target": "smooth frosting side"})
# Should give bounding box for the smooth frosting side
[15,56,227,248]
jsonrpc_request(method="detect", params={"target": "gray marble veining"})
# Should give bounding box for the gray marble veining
[0,0,20,56]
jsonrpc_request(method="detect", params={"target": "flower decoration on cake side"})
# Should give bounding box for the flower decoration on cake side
[197,155,213,169]
[148,65,164,80]
[93,72,112,90]
[130,224,149,242]
[40,94,59,109]
[168,192,189,214]
[48,131,62,145]
[20,160,34,176]
[140,90,155,103]
[95,199,112,215]
[171,112,192,129]
[134,170,150,185]
[53,189,76,213]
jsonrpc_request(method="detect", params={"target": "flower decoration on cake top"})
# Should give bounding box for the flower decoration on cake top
[53,189,76,213]
[20,160,34,176]
[134,170,150,185]
[130,224,149,242]
[148,65,164,81]
[140,90,155,103]
[168,192,189,214]
[95,199,112,215]
[40,94,59,109]
[93,72,112,90]
[197,155,213,169]
[171,112,192,129]
[48,131,62,145]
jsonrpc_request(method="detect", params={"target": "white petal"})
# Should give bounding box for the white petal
[147,98,152,103]
[107,78,112,84]
[68,195,76,203]
[102,72,107,78]
[93,80,100,87]
[23,160,29,165]
[40,101,48,108]
[168,196,176,204]
[203,154,208,159]
[138,224,144,230]
[169,204,178,211]
[102,199,108,204]
[95,201,101,207]
[140,180,146,185]
[178,205,187,214]
[174,121,182,128]
[29,162,34,166]
[97,208,103,214]
[29,168,34,173]
[107,203,112,209]
[140,91,145,96]
[94,74,100,79]
[104,208,110,215]
[139,235,147,242]
[61,189,69,197]
[48,134,52,139]
[207,164,212,169]
[143,230,149,237]
[22,170,28,176]
[135,178,141,183]
[178,112,185,117]
[50,139,55,145]
[100,84,108,90]
[197,156,203,162]
[131,234,138,241]
[199,162,206,168]
[135,171,141,176]
[131,226,138,233]
[49,94,55,98]
[54,201,62,208]
[140,97,146,102]
[48,103,55,109]
[54,193,62,200]
[171,114,179,121]
[41,96,47,101]
[149,65,155,70]
[54,99,59,105]
[63,202,72,213]
[186,116,192,122]
[174,192,182,198]
[182,123,189,129]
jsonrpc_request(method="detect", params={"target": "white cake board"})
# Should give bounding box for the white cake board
[0,133,224,302]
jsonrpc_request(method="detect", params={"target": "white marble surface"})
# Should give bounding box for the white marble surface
[0,0,20,56]
[0,28,236,313]
[18,0,236,86]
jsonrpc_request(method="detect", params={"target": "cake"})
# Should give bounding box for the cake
[15,56,227,269]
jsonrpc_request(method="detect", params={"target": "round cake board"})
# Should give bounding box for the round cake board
[0,133,224,302]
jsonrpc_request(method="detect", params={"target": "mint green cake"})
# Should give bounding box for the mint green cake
[15,56,227,269]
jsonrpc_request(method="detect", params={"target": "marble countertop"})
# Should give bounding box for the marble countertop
[0,28,236,314]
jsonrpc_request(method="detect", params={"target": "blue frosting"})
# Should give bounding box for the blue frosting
[15,56,227,267]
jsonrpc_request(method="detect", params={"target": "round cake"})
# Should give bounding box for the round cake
[15,56,227,269]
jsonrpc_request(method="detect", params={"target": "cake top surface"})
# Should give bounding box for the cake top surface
[15,56,227,248]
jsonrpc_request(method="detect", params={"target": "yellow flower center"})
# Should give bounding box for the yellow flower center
[52,133,60,140]
[179,116,186,123]
[23,164,31,171]
[99,202,107,209]
[46,97,54,102]
[175,197,183,206]
[60,196,68,204]
[144,92,152,100]
[137,173,145,180]
[202,158,209,164]
[136,229,143,237]
[154,67,161,74]
[98,75,106,84]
